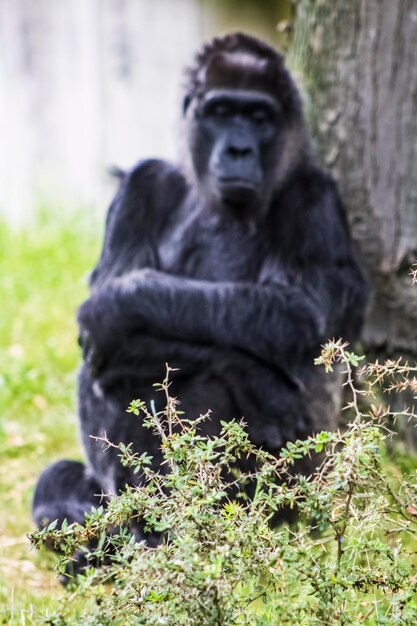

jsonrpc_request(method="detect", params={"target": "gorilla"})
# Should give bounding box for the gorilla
[33,33,368,534]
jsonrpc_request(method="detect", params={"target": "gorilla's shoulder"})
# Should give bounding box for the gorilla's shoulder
[127,158,183,180]
[268,164,348,258]
[125,159,188,203]
[282,164,338,206]
[106,159,189,231]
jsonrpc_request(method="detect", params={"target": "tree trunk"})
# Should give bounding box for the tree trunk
[289,0,417,360]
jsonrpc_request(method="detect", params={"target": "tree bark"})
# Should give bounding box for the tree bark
[289,0,417,359]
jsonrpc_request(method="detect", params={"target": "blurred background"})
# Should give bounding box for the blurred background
[0,0,292,224]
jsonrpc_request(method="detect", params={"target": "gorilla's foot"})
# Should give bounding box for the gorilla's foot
[32,459,103,530]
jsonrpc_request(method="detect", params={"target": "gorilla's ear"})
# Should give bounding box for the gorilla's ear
[182,94,192,115]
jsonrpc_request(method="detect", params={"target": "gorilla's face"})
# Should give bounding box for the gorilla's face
[183,46,306,218]
[188,88,282,215]
[196,89,281,208]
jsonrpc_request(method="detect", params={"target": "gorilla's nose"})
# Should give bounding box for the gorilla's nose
[227,145,253,159]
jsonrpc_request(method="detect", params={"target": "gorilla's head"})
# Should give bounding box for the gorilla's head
[183,33,308,217]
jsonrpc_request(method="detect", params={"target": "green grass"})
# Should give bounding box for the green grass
[0,213,100,624]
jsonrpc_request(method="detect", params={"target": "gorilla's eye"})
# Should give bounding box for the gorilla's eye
[206,101,233,118]
[213,103,232,117]
[250,107,273,124]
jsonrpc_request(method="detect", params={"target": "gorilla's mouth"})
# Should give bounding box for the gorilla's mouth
[217,178,259,207]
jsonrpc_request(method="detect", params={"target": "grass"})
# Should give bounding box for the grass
[0,212,100,624]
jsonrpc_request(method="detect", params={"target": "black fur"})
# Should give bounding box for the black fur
[33,33,368,540]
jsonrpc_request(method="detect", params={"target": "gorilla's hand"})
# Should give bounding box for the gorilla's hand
[77,324,103,375]
[77,294,119,375]
[77,278,153,374]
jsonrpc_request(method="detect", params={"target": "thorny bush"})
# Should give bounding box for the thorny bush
[30,344,417,625]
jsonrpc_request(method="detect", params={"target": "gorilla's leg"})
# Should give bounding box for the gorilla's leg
[32,459,103,530]
[78,364,169,493]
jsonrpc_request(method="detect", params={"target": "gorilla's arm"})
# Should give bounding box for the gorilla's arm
[78,183,367,368]
[79,264,363,368]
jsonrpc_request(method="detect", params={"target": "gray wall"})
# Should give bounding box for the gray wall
[0,0,289,223]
